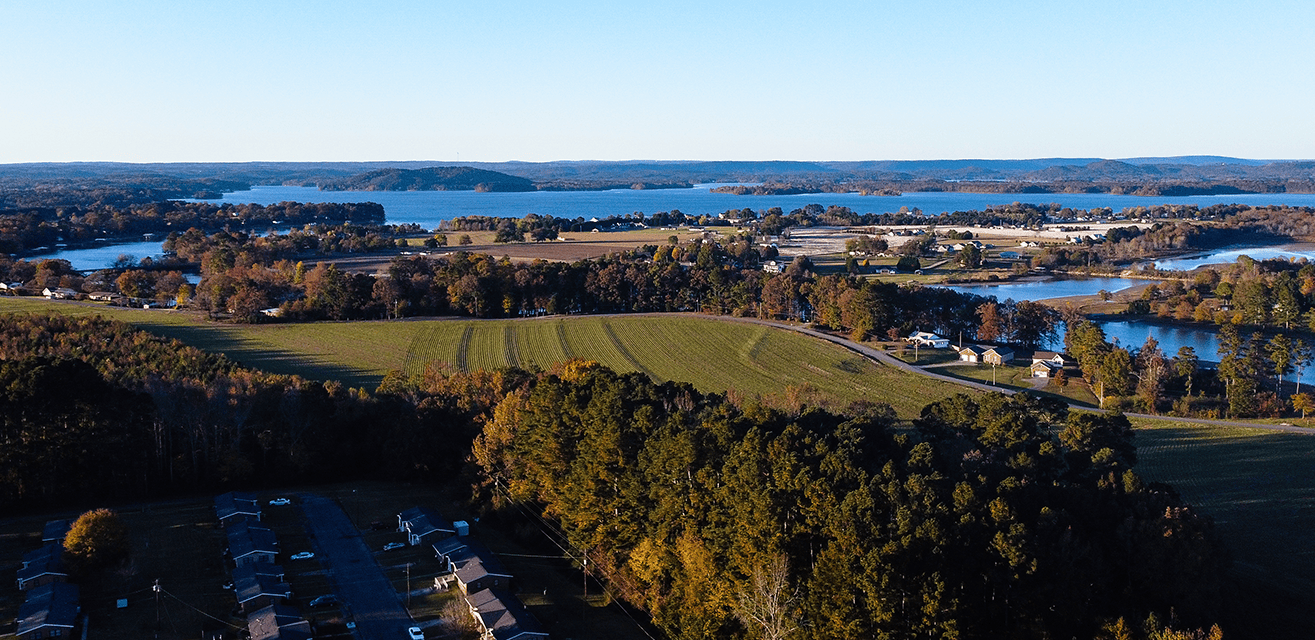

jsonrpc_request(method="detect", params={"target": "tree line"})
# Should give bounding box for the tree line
[0,200,384,254]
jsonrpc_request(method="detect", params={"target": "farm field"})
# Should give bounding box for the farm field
[333,227,710,274]
[0,299,969,416]
[1132,418,1315,635]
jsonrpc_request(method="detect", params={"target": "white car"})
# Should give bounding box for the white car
[269,498,291,506]
[408,627,424,640]
[290,551,315,560]
[383,542,406,551]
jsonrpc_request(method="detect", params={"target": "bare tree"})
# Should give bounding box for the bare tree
[733,554,800,640]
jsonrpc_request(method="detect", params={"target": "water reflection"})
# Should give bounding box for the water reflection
[942,277,1146,301]
[1154,245,1315,271]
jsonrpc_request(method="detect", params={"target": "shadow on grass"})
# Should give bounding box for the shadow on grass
[141,324,383,390]
[1135,425,1315,638]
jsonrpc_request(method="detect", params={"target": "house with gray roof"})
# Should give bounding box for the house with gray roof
[16,582,80,640]
[465,587,549,640]
[215,491,262,525]
[398,506,456,546]
[226,521,279,567]
[41,520,70,544]
[17,544,67,591]
[236,572,293,614]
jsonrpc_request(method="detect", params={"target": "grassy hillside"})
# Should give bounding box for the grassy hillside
[0,298,967,416]
[1132,418,1315,634]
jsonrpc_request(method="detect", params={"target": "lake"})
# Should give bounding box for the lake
[38,186,1315,271]
[941,277,1146,301]
[33,240,172,271]
[1095,320,1221,362]
[1154,244,1315,270]
[938,277,1226,361]
[201,185,1315,230]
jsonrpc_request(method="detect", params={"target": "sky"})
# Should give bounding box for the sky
[2,0,1313,163]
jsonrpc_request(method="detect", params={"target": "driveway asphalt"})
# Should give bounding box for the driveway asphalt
[299,493,414,640]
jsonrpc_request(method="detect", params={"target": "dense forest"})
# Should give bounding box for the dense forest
[476,364,1227,639]
[0,312,1229,639]
[0,313,508,509]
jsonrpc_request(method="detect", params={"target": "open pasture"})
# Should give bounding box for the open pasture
[399,315,969,416]
[1132,419,1315,631]
[0,298,967,416]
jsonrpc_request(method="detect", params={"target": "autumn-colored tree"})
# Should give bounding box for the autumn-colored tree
[65,509,131,574]
[1292,393,1315,420]
[977,302,1006,342]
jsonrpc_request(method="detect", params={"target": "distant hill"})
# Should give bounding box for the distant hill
[319,166,535,192]
[5,157,1315,207]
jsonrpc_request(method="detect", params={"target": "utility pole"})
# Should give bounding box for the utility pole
[406,563,412,609]
[153,579,161,638]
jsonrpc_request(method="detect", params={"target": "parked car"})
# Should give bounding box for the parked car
[383,542,406,551]
[408,627,424,640]
[308,595,339,608]
[269,498,292,506]
[290,551,315,560]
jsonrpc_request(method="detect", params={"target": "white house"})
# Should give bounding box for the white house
[906,332,950,349]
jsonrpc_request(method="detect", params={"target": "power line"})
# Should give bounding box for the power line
[156,585,246,631]
[490,480,660,640]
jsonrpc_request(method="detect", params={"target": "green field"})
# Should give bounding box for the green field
[1132,418,1315,632]
[0,298,968,417]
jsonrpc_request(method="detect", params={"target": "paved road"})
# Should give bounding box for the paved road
[299,493,413,640]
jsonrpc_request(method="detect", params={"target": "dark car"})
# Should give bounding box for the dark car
[309,595,340,608]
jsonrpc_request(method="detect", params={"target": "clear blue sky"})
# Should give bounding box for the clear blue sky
[2,0,1312,163]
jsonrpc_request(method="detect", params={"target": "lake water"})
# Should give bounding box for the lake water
[1095,320,1221,362]
[33,240,171,271]
[941,277,1146,301]
[938,277,1227,360]
[37,186,1315,270]
[1154,245,1315,270]
[201,185,1315,230]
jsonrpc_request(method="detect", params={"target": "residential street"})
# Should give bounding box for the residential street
[299,493,414,640]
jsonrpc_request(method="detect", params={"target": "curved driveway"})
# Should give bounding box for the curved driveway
[299,493,413,639]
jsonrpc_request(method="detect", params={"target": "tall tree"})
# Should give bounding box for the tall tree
[977,302,1006,342]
